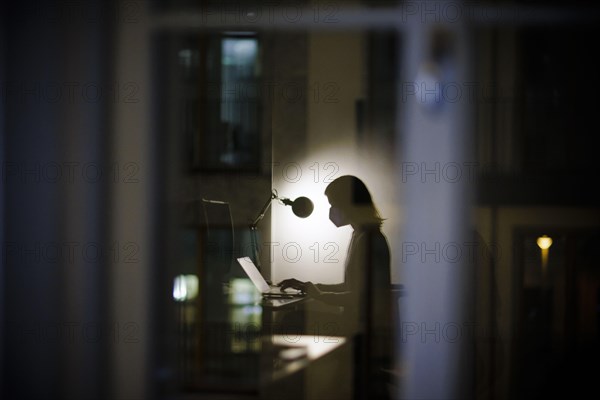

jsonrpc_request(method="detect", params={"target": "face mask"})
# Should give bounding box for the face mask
[329,207,348,227]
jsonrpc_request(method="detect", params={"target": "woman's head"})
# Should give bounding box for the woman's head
[324,175,383,228]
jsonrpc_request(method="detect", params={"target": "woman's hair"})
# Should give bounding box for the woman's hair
[324,175,384,226]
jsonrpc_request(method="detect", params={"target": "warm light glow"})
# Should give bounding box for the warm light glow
[536,235,553,250]
[272,175,353,284]
[271,145,399,284]
[172,274,199,302]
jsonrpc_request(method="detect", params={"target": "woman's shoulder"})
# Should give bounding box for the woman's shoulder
[351,227,391,271]
[354,226,389,249]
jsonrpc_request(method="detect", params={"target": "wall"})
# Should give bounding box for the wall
[272,29,402,286]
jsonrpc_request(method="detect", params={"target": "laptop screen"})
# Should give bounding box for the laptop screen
[236,256,271,293]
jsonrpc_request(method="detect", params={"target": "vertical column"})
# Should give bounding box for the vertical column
[2,2,62,398]
[110,1,154,399]
[396,1,474,398]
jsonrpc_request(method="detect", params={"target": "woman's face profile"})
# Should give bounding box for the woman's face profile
[327,196,349,227]
[325,175,382,229]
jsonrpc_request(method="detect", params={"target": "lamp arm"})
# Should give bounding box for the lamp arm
[249,190,280,272]
[250,190,279,228]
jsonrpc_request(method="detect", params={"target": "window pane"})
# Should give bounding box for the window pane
[158,32,262,173]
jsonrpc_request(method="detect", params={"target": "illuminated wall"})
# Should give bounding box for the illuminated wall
[271,31,401,285]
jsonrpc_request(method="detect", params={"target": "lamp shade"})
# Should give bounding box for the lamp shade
[290,196,314,218]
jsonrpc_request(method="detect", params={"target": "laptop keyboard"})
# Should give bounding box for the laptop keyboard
[265,285,303,296]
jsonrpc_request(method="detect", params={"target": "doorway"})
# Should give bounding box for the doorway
[513,228,600,399]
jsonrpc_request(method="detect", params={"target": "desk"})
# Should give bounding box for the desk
[261,296,307,335]
[176,295,350,399]
[260,335,351,400]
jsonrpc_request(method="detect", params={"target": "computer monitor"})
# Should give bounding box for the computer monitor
[200,198,234,278]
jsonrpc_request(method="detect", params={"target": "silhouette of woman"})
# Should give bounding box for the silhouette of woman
[279,175,393,399]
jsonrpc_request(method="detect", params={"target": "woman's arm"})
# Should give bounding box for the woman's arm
[315,282,347,292]
[278,280,353,306]
[277,280,346,293]
[314,290,353,307]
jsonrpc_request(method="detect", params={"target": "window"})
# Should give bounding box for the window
[162,32,262,172]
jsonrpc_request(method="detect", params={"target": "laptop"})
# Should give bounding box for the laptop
[236,256,305,298]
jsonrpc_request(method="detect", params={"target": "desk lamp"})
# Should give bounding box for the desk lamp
[250,189,313,272]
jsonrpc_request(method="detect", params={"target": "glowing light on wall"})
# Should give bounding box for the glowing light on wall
[271,152,354,284]
[271,144,398,284]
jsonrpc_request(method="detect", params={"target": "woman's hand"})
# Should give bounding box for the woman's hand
[278,278,306,292]
[278,279,322,298]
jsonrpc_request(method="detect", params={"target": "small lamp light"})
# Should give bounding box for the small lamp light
[536,235,552,288]
[536,235,553,250]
